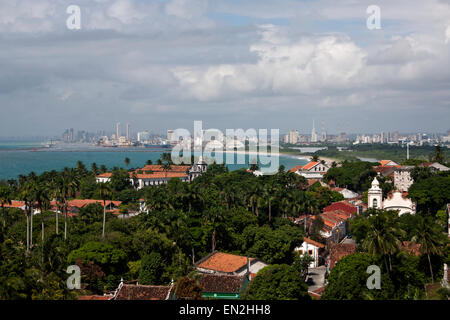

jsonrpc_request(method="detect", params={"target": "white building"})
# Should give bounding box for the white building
[394,166,414,192]
[295,237,325,268]
[289,161,329,179]
[368,177,415,215]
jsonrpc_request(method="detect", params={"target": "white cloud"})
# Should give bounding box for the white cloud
[173,25,367,100]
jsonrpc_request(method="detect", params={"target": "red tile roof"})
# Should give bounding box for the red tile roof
[303,237,325,248]
[329,243,356,269]
[115,284,172,300]
[289,165,304,173]
[323,201,357,215]
[134,172,188,179]
[97,173,113,178]
[303,161,319,171]
[199,274,245,294]
[196,252,254,274]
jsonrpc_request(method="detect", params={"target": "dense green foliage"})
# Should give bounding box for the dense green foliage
[241,264,310,300]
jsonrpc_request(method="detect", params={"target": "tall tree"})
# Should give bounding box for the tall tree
[0,185,12,228]
[412,216,446,283]
[97,182,112,240]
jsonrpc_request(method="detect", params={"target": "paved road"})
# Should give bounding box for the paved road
[307,266,327,291]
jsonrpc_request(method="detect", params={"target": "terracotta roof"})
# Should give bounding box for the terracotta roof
[329,243,356,269]
[134,172,188,179]
[323,201,357,215]
[115,284,172,300]
[196,252,255,274]
[199,274,245,294]
[289,165,304,173]
[139,165,191,173]
[303,237,325,248]
[379,160,398,167]
[96,173,113,178]
[4,200,26,209]
[66,199,122,208]
[78,295,111,300]
[303,161,319,171]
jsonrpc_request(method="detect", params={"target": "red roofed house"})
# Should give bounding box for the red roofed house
[195,251,267,277]
[96,158,207,189]
[289,161,330,180]
[295,237,325,268]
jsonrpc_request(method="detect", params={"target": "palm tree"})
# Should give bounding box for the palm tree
[20,181,37,252]
[124,157,131,168]
[162,162,172,179]
[35,183,50,243]
[263,182,278,222]
[98,182,112,240]
[412,216,446,283]
[91,162,99,175]
[0,185,12,228]
[361,211,403,273]
[61,168,79,240]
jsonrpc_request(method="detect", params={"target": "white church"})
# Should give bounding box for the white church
[368,177,415,215]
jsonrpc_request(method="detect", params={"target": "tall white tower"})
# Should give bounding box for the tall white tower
[116,122,121,139]
[126,123,130,141]
[311,120,318,143]
[368,177,383,209]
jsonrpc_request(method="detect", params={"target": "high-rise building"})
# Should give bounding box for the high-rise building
[167,130,175,141]
[126,123,130,141]
[288,130,299,144]
[311,120,318,143]
[116,122,121,139]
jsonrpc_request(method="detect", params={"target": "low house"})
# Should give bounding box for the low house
[111,281,174,300]
[195,251,267,277]
[199,274,248,300]
[295,237,325,268]
[289,161,330,180]
[419,162,450,172]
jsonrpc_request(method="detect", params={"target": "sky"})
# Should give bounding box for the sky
[0,0,449,137]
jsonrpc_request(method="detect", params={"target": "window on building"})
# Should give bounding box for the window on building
[298,250,303,255]
[308,250,313,255]
[373,198,378,208]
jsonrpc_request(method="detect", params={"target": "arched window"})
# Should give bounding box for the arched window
[373,198,378,208]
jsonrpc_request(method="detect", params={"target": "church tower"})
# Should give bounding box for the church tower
[368,177,383,209]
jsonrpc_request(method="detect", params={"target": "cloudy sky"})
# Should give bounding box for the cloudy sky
[0,0,450,137]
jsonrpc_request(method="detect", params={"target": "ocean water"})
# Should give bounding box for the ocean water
[0,142,308,180]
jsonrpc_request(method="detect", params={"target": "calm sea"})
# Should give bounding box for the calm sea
[0,142,308,180]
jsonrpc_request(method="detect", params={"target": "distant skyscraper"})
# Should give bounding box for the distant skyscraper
[320,121,327,142]
[311,120,318,143]
[126,123,130,141]
[116,122,121,139]
[288,130,299,144]
[167,129,175,141]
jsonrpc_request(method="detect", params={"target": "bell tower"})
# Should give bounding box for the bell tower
[368,177,383,209]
